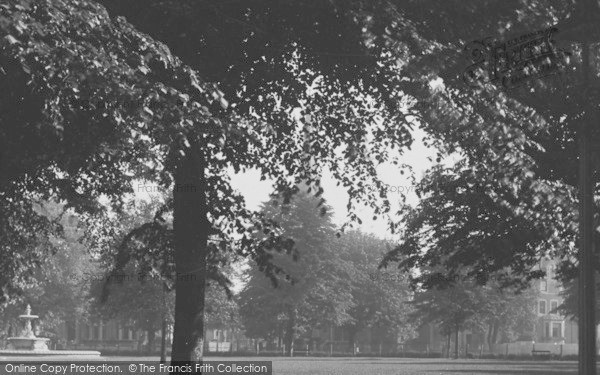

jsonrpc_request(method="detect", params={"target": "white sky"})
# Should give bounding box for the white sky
[229,127,438,240]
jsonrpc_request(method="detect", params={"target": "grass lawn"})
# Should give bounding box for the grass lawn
[109,356,599,374]
[1,355,595,374]
[253,357,589,375]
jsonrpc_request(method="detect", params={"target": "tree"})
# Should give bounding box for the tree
[82,197,175,357]
[90,262,174,355]
[337,230,416,353]
[239,190,353,356]
[0,188,63,305]
[2,0,416,364]
[382,163,574,290]
[204,283,241,333]
[411,281,538,358]
[479,286,538,350]
[411,282,484,358]
[96,0,600,361]
[372,0,597,289]
[0,202,98,347]
[0,4,221,360]
[558,280,600,324]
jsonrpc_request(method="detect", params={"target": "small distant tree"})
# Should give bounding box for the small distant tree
[411,280,538,357]
[204,283,241,352]
[411,282,484,358]
[90,263,174,355]
[478,286,538,350]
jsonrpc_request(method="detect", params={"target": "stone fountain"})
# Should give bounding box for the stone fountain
[0,305,100,358]
[6,305,50,351]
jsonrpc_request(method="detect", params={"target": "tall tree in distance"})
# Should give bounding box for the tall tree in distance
[337,230,417,353]
[239,189,353,356]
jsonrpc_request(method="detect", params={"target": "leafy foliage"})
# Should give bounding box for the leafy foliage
[0,202,97,342]
[382,163,576,290]
[204,283,240,331]
[337,230,417,345]
[0,0,421,362]
[411,281,538,349]
[5,0,593,361]
[373,1,598,288]
[239,190,353,352]
[98,0,417,232]
[0,0,419,300]
[559,279,600,324]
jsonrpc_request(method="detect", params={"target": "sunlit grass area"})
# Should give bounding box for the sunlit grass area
[261,357,590,375]
[111,357,593,375]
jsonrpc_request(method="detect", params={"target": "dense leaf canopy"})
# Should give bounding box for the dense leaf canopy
[379,0,600,288]
[0,0,419,303]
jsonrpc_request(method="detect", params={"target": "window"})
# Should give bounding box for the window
[552,322,562,338]
[539,300,547,314]
[540,280,548,292]
[550,300,559,313]
[544,322,551,338]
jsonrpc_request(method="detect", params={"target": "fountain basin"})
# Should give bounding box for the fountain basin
[7,337,50,351]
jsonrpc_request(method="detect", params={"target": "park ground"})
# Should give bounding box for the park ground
[1,355,597,374]
[226,357,595,375]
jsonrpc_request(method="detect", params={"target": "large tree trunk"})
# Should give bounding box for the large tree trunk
[284,306,296,357]
[170,140,209,365]
[160,317,168,363]
[446,333,451,358]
